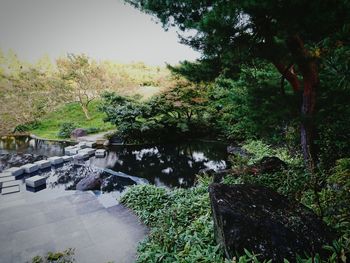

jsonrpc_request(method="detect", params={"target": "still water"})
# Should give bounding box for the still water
[0,136,229,188]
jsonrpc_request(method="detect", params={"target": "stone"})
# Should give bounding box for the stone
[85,141,96,148]
[21,163,39,173]
[66,147,79,156]
[78,148,95,155]
[64,146,75,152]
[73,152,89,160]
[209,183,335,262]
[1,185,20,195]
[2,180,20,188]
[70,128,87,138]
[95,149,106,158]
[227,145,250,157]
[76,174,102,191]
[34,160,51,169]
[0,172,12,178]
[25,175,46,188]
[47,156,63,165]
[4,166,24,177]
[62,155,73,162]
[77,142,89,149]
[0,176,15,183]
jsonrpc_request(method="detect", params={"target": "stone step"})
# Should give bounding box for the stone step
[21,163,39,173]
[1,185,20,195]
[47,156,63,165]
[34,159,51,169]
[0,172,12,178]
[0,176,16,183]
[2,180,20,189]
[3,167,24,177]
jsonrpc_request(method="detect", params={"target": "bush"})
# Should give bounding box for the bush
[31,248,75,263]
[57,122,76,138]
[14,121,40,133]
[121,174,348,263]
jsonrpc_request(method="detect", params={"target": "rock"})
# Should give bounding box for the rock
[209,183,336,262]
[70,128,87,138]
[227,146,249,157]
[255,156,287,174]
[76,173,102,191]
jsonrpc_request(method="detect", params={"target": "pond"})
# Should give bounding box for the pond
[0,136,229,189]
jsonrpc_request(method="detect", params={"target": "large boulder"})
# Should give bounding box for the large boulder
[70,128,87,138]
[76,174,102,191]
[209,183,336,262]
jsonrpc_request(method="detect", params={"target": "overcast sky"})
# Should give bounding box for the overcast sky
[0,0,200,65]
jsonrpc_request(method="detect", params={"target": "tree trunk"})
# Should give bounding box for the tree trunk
[300,62,318,173]
[273,35,319,173]
[81,103,91,120]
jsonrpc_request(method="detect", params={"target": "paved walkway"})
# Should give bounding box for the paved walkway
[77,131,114,144]
[0,191,148,263]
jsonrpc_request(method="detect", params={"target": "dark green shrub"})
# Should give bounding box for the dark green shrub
[57,122,76,138]
[14,121,41,133]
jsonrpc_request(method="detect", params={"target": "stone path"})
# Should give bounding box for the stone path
[0,191,148,263]
[76,131,114,145]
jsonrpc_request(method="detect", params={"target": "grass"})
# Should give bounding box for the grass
[29,100,114,140]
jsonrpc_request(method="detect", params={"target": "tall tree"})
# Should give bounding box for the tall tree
[126,0,350,171]
[57,54,107,120]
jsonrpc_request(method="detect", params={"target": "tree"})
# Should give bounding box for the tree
[125,0,350,172]
[57,54,107,120]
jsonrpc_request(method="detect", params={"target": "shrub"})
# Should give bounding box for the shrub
[14,121,41,133]
[31,248,75,263]
[121,175,348,263]
[57,122,76,138]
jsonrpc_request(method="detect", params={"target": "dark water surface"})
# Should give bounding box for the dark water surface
[0,136,229,188]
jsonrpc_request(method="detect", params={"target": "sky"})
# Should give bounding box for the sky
[0,0,200,65]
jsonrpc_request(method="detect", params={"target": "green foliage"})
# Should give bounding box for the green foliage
[122,175,349,263]
[206,63,300,144]
[100,83,213,143]
[28,101,114,140]
[57,122,76,138]
[121,183,225,263]
[319,158,350,238]
[14,121,40,133]
[30,248,75,263]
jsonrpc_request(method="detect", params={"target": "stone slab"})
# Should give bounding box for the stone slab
[95,149,106,158]
[0,172,12,178]
[77,142,88,149]
[85,141,96,148]
[21,163,39,173]
[66,148,79,156]
[73,152,89,160]
[79,148,95,155]
[47,156,63,165]
[34,160,51,169]
[62,155,73,162]
[25,175,46,188]
[4,167,24,177]
[0,176,16,183]
[2,180,20,188]
[1,185,20,195]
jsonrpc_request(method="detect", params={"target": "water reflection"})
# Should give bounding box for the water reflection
[0,137,229,189]
[0,136,70,157]
[89,141,229,188]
